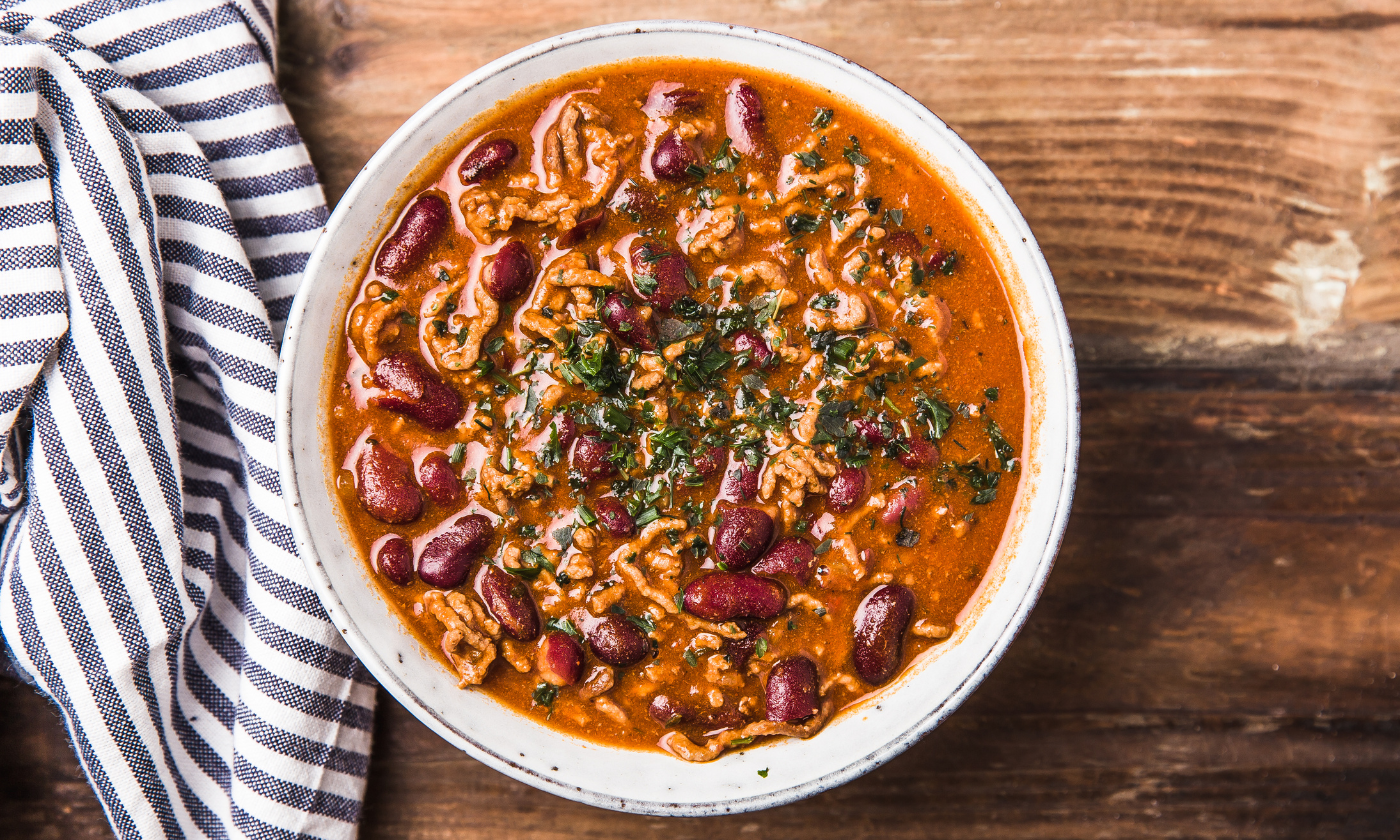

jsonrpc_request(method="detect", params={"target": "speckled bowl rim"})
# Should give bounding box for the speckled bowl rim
[276,20,1078,816]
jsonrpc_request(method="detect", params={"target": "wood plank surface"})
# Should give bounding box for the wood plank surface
[7,387,1400,837]
[277,0,1400,379]
[7,1,1400,838]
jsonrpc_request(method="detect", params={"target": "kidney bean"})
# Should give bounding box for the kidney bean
[881,231,921,263]
[556,208,605,248]
[478,564,540,642]
[600,293,657,350]
[459,138,518,184]
[699,705,748,731]
[724,462,759,501]
[827,466,867,513]
[375,193,449,279]
[853,584,915,685]
[894,437,940,470]
[609,178,664,223]
[881,483,927,525]
[537,631,584,686]
[765,656,820,723]
[690,445,726,478]
[648,694,694,725]
[731,330,773,367]
[752,537,815,585]
[646,84,702,116]
[357,441,421,524]
[714,507,774,569]
[417,450,461,506]
[725,618,766,670]
[651,130,699,181]
[853,417,892,447]
[591,496,635,537]
[375,537,413,586]
[586,614,649,667]
[683,572,786,622]
[629,240,690,311]
[571,431,616,480]
[418,513,494,588]
[724,80,771,162]
[482,239,533,302]
[372,352,464,431]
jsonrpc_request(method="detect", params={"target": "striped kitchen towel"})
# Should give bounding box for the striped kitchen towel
[0,1,376,838]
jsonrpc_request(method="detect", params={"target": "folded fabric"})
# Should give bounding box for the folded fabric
[0,1,375,837]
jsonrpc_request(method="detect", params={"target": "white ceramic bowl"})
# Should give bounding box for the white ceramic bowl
[276,20,1078,815]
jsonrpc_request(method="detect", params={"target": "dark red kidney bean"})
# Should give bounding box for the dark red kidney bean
[881,231,921,263]
[587,615,649,667]
[926,245,955,275]
[649,694,694,725]
[827,466,867,513]
[629,240,690,311]
[482,239,533,301]
[591,496,635,537]
[853,417,891,447]
[651,130,699,181]
[609,178,664,223]
[571,432,616,480]
[853,584,916,685]
[766,656,820,723]
[752,537,815,585]
[725,618,766,670]
[375,193,449,279]
[357,441,422,524]
[479,564,540,641]
[731,330,773,367]
[376,537,414,585]
[724,80,771,163]
[699,705,748,731]
[894,437,940,470]
[459,138,518,184]
[417,513,494,588]
[724,462,759,501]
[881,483,927,525]
[714,507,774,569]
[556,208,605,248]
[372,352,464,431]
[551,413,577,449]
[417,450,461,506]
[538,632,584,686]
[690,445,726,478]
[683,572,786,622]
[600,293,657,350]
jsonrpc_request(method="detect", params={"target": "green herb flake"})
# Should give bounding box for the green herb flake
[814,538,833,555]
[447,443,466,465]
[532,683,558,707]
[811,107,834,129]
[683,649,699,667]
[985,387,999,402]
[795,150,825,170]
[758,768,770,778]
[377,289,399,302]
[545,617,582,640]
[754,638,769,659]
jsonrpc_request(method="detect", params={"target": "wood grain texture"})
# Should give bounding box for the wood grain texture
[278,0,1400,376]
[10,4,1400,838]
[8,386,1399,837]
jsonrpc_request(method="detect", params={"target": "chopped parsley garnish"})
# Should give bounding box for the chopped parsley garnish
[843,135,872,166]
[711,138,740,172]
[758,768,770,778]
[785,213,822,236]
[447,443,466,465]
[914,393,955,439]
[959,462,1001,504]
[674,334,733,391]
[985,387,999,402]
[377,289,399,302]
[545,617,582,640]
[988,419,1016,470]
[811,107,834,129]
[532,683,558,707]
[795,150,825,170]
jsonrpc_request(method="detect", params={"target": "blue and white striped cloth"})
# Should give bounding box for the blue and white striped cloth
[0,1,375,837]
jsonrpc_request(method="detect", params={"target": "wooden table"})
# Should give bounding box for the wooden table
[5,1,1400,836]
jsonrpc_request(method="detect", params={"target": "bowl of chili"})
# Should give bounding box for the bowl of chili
[276,20,1077,814]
